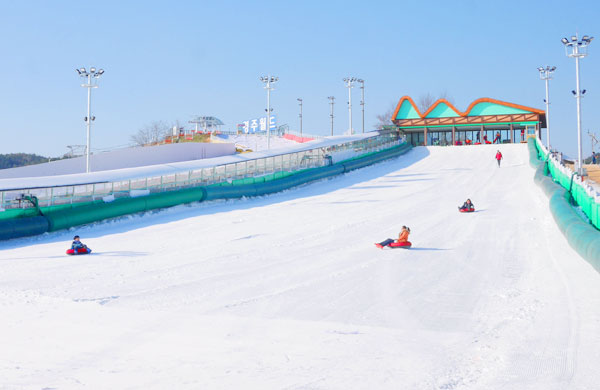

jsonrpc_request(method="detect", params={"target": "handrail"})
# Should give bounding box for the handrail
[1,132,405,212]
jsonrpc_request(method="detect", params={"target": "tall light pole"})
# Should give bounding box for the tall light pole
[343,77,357,134]
[357,79,365,133]
[260,75,278,149]
[537,66,556,150]
[297,98,303,137]
[76,66,104,173]
[562,34,593,176]
[328,96,335,136]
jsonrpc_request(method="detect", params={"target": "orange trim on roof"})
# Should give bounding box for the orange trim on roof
[391,96,546,122]
[421,98,462,117]
[391,96,423,121]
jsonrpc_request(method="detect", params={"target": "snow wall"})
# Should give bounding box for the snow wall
[529,138,600,267]
[0,143,412,240]
[0,143,236,179]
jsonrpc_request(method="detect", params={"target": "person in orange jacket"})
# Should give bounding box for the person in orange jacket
[375,226,410,248]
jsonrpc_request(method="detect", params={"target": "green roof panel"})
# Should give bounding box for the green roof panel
[396,100,420,120]
[425,102,460,118]
[468,102,532,116]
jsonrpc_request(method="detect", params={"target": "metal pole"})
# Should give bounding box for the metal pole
[298,98,303,137]
[359,80,365,133]
[562,34,593,175]
[575,52,583,176]
[545,76,550,149]
[86,73,92,173]
[348,84,353,135]
[267,77,271,149]
[328,96,335,136]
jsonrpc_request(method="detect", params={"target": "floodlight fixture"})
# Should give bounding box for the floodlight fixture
[562,33,593,176]
[538,65,556,149]
[77,65,104,173]
[260,74,278,149]
[328,96,335,136]
[297,98,303,136]
[343,77,357,134]
[357,79,365,133]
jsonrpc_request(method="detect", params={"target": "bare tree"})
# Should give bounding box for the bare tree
[375,102,398,129]
[417,93,436,113]
[437,90,455,106]
[130,121,171,146]
[418,92,455,113]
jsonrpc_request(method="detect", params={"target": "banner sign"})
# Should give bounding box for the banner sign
[238,115,277,134]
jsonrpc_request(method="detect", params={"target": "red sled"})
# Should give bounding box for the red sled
[66,247,92,255]
[459,208,475,213]
[389,241,412,249]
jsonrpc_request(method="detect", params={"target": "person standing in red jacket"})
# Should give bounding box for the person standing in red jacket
[495,150,503,167]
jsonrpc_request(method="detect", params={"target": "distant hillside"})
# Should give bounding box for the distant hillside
[0,153,52,170]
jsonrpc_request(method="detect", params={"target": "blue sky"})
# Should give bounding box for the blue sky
[0,0,598,158]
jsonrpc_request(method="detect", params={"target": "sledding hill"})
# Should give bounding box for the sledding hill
[1,143,600,389]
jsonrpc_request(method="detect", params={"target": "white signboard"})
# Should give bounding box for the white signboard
[239,115,277,134]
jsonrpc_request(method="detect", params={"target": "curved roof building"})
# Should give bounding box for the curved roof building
[391,96,546,146]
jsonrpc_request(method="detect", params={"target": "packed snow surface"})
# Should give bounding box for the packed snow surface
[1,143,600,389]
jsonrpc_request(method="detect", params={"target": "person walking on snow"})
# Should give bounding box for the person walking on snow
[495,150,503,167]
[375,226,410,248]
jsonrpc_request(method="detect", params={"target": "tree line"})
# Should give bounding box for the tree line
[0,153,66,170]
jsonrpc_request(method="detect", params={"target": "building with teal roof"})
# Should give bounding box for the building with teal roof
[391,97,546,146]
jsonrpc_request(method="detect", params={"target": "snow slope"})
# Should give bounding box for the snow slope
[1,143,600,390]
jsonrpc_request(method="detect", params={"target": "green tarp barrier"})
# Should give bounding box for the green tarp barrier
[529,138,600,268]
[1,143,412,240]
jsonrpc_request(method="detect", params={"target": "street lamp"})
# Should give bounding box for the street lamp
[562,34,594,176]
[76,66,104,173]
[357,79,365,133]
[297,98,303,137]
[260,75,278,149]
[537,65,556,150]
[343,77,357,134]
[328,96,335,136]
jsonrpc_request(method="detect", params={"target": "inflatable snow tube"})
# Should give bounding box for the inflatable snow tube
[389,241,412,248]
[459,208,475,213]
[66,247,92,255]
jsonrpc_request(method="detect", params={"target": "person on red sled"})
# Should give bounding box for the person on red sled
[495,150,503,167]
[71,235,90,253]
[459,199,474,211]
[375,226,410,248]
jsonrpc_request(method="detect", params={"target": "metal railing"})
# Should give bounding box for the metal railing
[0,133,404,211]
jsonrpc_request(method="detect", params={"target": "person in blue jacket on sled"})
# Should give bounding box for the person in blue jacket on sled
[67,235,92,255]
[458,199,475,212]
